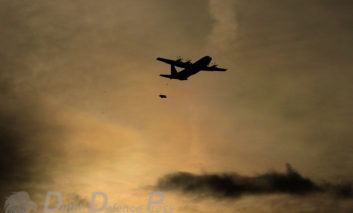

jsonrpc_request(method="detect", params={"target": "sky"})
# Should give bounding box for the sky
[0,0,352,212]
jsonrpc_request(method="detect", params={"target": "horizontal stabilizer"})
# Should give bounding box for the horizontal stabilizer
[160,74,172,79]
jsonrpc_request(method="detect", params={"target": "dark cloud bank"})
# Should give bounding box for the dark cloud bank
[0,0,67,204]
[0,78,67,205]
[156,164,352,199]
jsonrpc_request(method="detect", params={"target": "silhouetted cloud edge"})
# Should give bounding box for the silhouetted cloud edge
[155,164,352,199]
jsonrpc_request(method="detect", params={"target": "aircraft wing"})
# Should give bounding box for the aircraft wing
[156,57,190,68]
[202,66,227,71]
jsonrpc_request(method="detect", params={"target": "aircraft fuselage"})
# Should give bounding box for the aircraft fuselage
[169,56,212,80]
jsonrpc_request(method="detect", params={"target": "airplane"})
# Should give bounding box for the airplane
[157,56,227,80]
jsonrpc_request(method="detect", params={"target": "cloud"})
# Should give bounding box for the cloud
[155,164,352,199]
[0,81,68,200]
[324,182,353,199]
[0,0,68,202]
[206,0,237,54]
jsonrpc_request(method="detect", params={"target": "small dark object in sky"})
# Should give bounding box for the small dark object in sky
[157,56,227,80]
[159,94,167,98]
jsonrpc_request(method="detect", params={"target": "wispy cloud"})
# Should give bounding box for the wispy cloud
[207,0,237,54]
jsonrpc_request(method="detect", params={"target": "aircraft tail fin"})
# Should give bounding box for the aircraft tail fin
[170,65,177,75]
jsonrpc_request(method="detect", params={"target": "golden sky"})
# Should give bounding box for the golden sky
[0,0,352,212]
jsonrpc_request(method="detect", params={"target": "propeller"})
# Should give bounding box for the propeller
[176,56,183,61]
[210,62,218,68]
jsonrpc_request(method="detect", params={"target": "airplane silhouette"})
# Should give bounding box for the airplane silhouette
[157,56,227,80]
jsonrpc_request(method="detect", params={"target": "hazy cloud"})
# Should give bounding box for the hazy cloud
[207,0,237,54]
